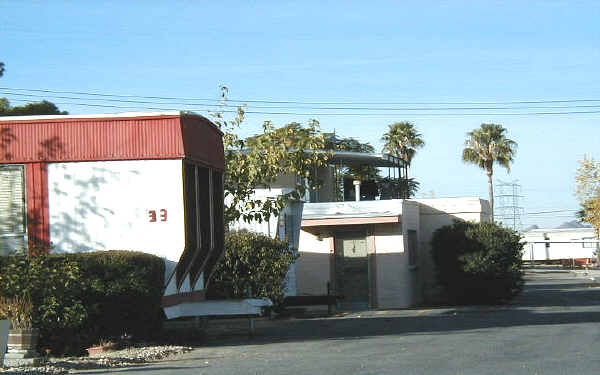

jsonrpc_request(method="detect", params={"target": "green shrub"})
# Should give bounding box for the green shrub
[0,251,165,355]
[206,231,297,305]
[72,251,165,346]
[0,255,87,354]
[431,220,524,304]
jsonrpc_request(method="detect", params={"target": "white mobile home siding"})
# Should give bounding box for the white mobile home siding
[48,159,185,262]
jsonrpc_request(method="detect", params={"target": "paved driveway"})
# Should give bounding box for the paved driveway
[79,267,600,375]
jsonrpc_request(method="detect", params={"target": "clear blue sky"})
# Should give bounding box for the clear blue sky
[1,1,599,229]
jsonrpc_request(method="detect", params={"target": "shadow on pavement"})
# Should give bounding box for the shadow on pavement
[516,288,600,307]
[200,275,600,347]
[523,283,598,290]
[205,309,600,347]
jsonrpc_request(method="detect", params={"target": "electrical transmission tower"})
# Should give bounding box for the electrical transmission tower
[495,180,524,231]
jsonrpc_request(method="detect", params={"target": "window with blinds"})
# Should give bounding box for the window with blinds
[0,165,27,256]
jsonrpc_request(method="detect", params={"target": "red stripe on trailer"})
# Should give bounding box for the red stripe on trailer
[26,162,50,254]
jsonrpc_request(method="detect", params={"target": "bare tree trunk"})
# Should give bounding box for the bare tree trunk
[487,170,494,222]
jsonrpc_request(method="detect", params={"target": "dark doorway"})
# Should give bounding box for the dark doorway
[335,230,369,310]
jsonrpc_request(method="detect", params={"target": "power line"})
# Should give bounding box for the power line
[5,98,600,117]
[523,209,579,215]
[3,90,600,112]
[523,215,581,219]
[1,91,222,107]
[2,86,600,106]
[3,98,225,113]
[0,86,221,103]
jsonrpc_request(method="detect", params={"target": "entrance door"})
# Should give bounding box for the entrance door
[335,231,369,310]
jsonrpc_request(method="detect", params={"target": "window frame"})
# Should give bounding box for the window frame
[0,164,28,256]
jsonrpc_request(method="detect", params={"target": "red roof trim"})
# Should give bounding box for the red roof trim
[0,112,224,135]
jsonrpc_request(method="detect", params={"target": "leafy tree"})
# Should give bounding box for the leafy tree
[1,62,8,114]
[381,121,425,180]
[0,98,9,112]
[462,123,517,220]
[324,130,422,200]
[378,177,420,199]
[324,133,379,181]
[431,220,524,304]
[206,231,297,305]
[323,132,381,200]
[0,99,68,116]
[0,63,7,116]
[0,64,67,116]
[381,122,424,198]
[575,155,600,233]
[324,134,375,154]
[210,86,330,224]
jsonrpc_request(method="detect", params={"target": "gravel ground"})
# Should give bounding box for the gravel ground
[0,345,193,375]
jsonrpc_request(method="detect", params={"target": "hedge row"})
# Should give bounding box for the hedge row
[207,231,296,306]
[0,251,165,355]
[431,220,524,304]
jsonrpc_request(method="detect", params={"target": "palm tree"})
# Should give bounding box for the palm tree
[462,123,517,221]
[381,121,425,182]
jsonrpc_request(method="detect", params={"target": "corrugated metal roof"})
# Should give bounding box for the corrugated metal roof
[0,112,224,169]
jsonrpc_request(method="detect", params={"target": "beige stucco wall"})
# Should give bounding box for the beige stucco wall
[373,202,422,309]
[295,197,491,309]
[402,200,421,306]
[297,222,414,309]
[373,222,408,308]
[297,218,420,309]
[296,230,332,295]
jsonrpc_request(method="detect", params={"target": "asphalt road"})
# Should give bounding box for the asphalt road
[80,267,600,375]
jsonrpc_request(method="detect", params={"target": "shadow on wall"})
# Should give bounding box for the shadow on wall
[38,136,65,161]
[0,129,66,162]
[416,203,482,306]
[0,127,16,160]
[50,164,121,253]
[295,251,331,296]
